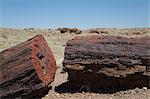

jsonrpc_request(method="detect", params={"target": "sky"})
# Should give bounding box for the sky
[0,0,149,29]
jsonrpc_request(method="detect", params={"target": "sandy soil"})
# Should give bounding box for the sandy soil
[0,28,150,99]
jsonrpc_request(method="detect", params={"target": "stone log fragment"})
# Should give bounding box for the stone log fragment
[63,35,150,91]
[57,28,82,34]
[0,35,57,98]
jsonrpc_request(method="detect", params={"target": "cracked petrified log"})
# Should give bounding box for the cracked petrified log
[57,28,82,34]
[0,35,57,98]
[63,35,150,90]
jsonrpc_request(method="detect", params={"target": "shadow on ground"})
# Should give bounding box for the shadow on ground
[55,75,149,94]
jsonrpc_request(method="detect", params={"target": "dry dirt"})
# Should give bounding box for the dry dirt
[0,28,150,99]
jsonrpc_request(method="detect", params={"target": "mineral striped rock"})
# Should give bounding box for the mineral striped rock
[63,35,150,92]
[0,35,57,98]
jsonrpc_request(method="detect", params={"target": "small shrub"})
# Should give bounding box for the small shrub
[1,33,8,39]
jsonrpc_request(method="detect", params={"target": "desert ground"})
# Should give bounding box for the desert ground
[0,28,150,99]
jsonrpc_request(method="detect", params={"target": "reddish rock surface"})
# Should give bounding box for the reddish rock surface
[63,35,150,91]
[0,35,57,98]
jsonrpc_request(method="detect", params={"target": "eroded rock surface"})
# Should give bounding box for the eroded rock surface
[0,35,57,98]
[63,35,150,91]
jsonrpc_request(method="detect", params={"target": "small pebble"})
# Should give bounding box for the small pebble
[143,87,147,90]
[56,93,60,96]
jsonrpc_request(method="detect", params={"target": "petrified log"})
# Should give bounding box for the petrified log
[63,35,150,91]
[0,35,57,98]
[57,28,81,34]
[89,29,100,34]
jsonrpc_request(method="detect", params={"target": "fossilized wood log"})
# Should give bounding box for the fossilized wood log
[63,35,150,89]
[0,35,57,98]
[63,36,150,71]
[57,28,82,34]
[63,35,150,74]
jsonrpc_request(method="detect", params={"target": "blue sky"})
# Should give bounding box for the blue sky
[0,0,149,29]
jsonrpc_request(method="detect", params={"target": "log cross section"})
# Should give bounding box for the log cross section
[0,35,57,98]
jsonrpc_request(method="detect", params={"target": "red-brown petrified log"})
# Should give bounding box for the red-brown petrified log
[0,35,57,98]
[63,35,150,91]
